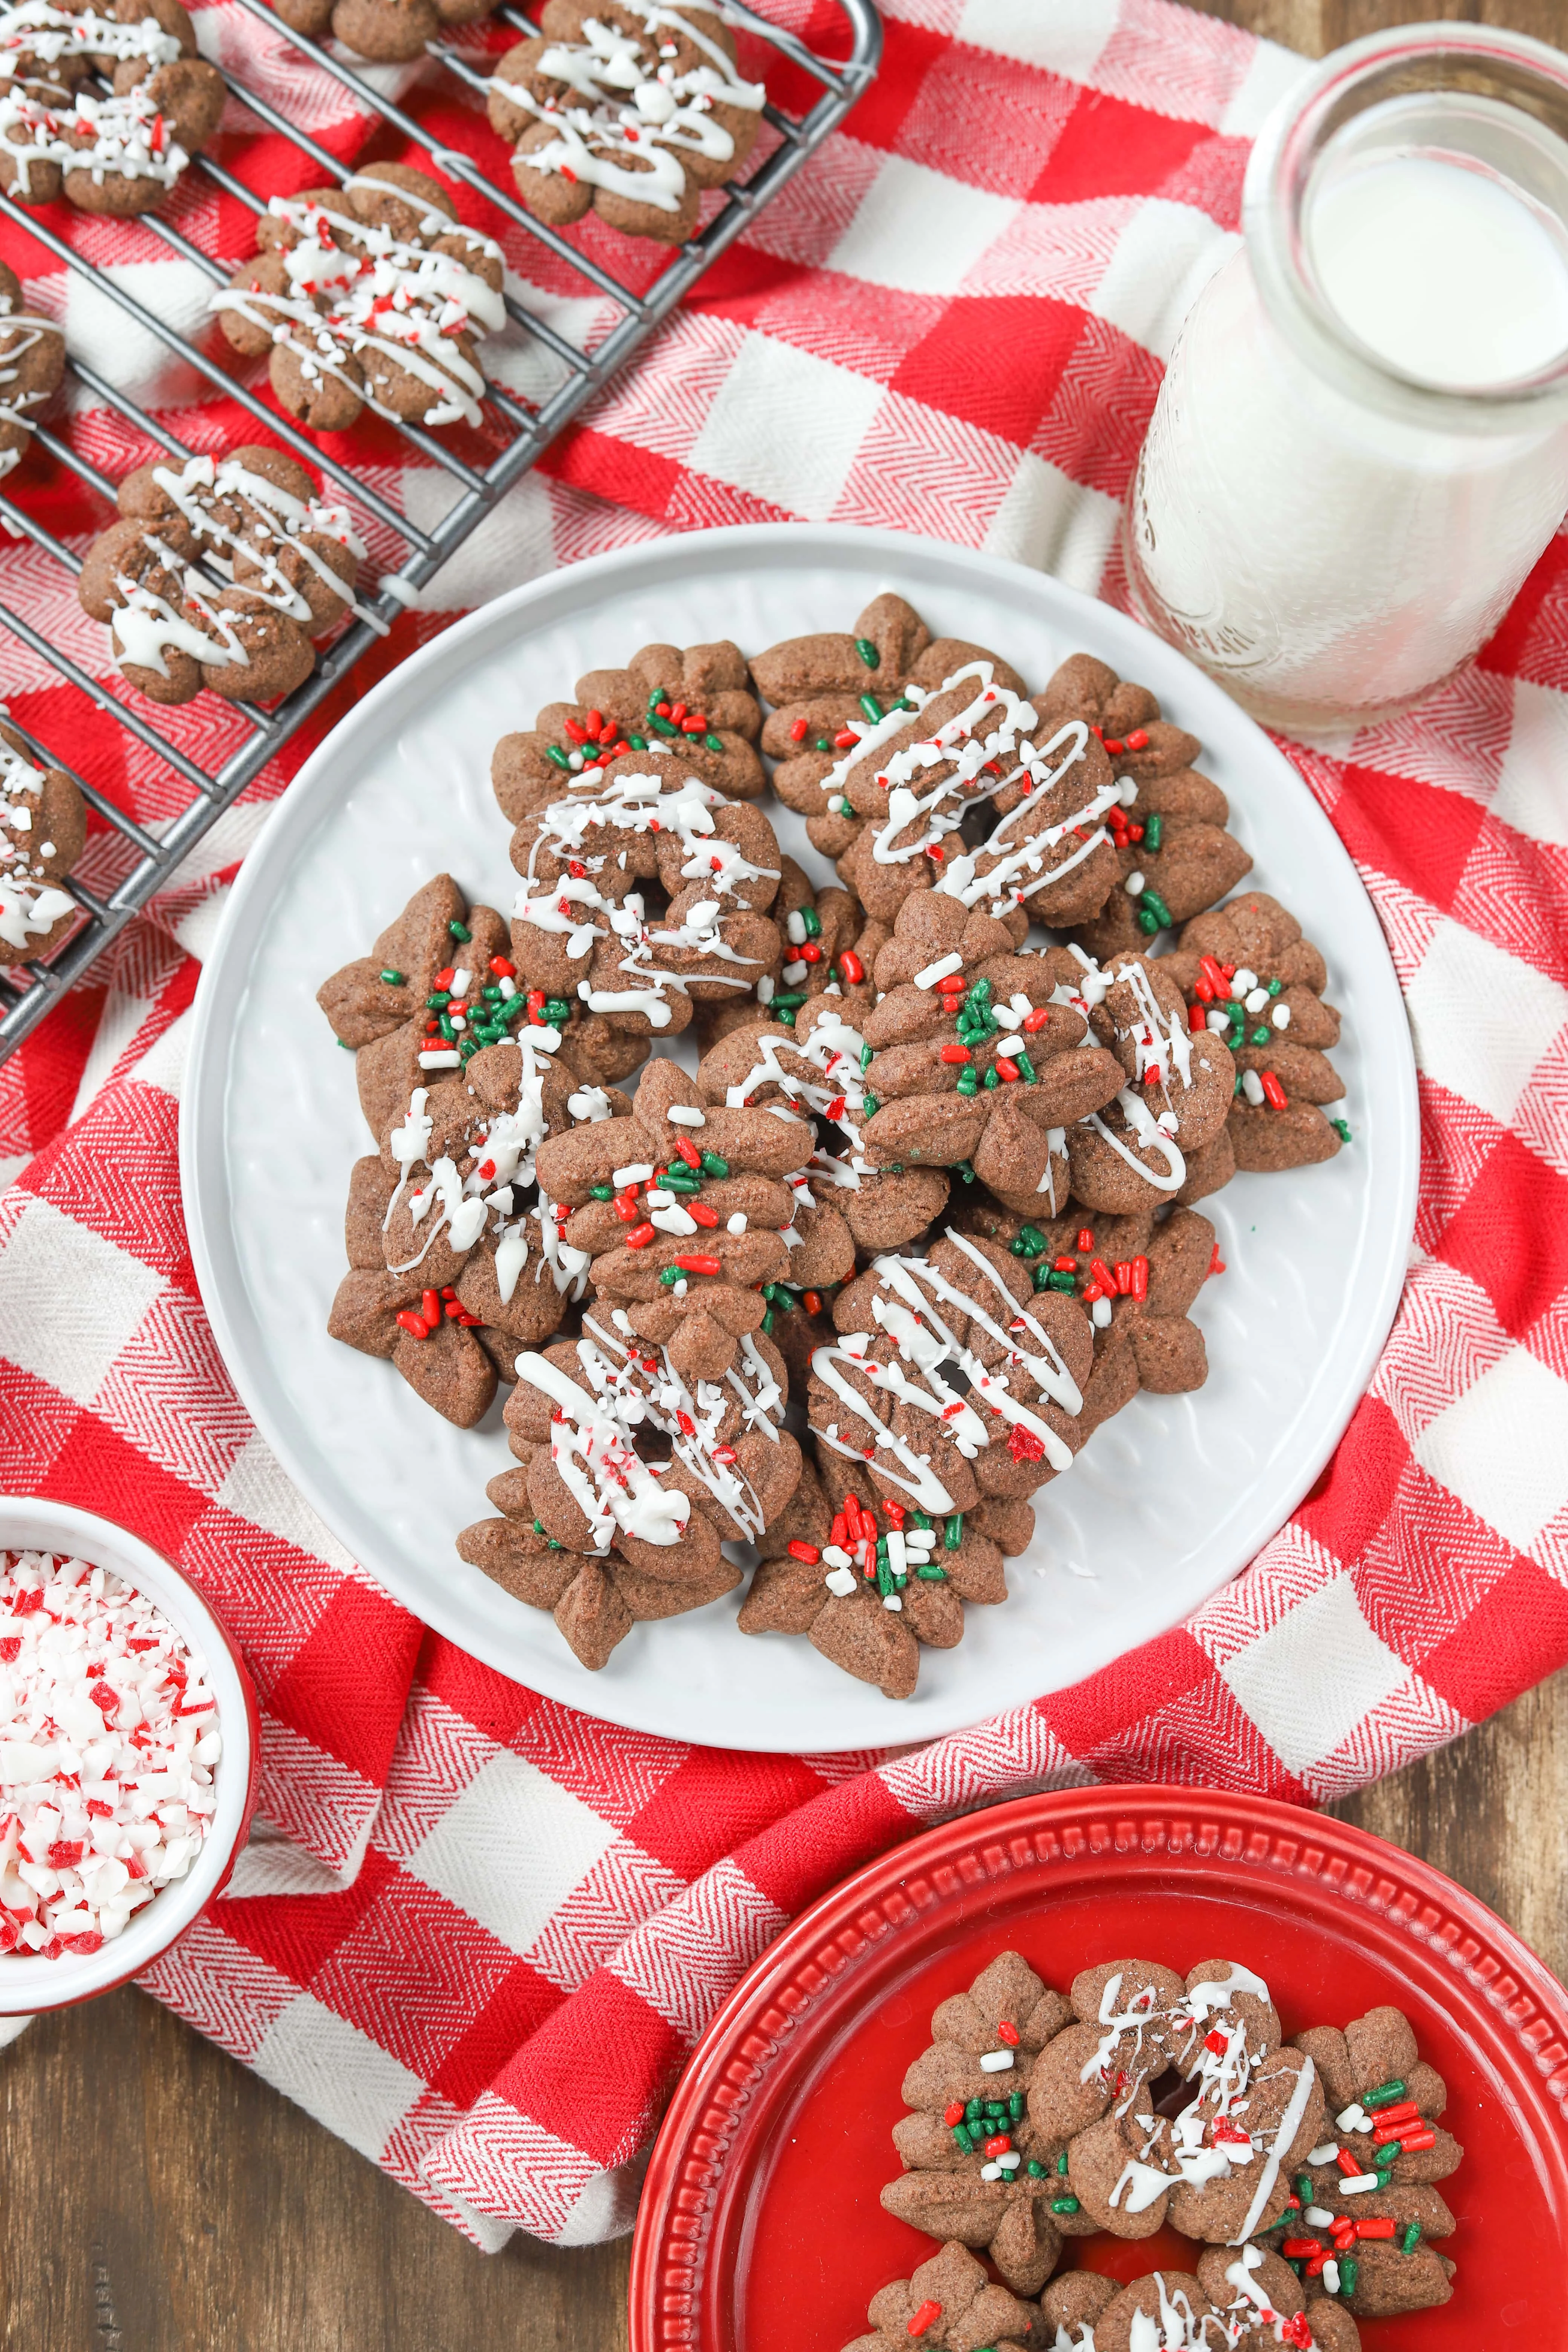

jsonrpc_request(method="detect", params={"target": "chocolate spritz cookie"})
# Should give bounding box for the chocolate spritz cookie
[0,261,63,486]
[1162,893,1350,1173]
[1039,2255,1362,2351]
[0,715,83,964]
[214,166,505,433]
[487,0,766,248]
[271,0,496,65]
[492,638,766,819]
[505,753,786,1079]
[77,446,366,707]
[0,0,224,215]
[842,2241,1039,2352]
[319,872,642,1423]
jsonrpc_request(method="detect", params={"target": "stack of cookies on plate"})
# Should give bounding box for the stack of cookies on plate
[319,594,1352,1690]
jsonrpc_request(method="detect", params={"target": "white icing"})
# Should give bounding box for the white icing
[0,721,70,951]
[0,2,194,198]
[522,1353,690,1550]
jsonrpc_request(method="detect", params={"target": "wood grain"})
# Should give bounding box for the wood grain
[7,0,1567,2340]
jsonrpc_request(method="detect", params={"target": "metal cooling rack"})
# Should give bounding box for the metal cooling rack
[0,0,882,1060]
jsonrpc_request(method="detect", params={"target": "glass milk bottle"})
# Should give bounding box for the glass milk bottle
[1123,23,1568,735]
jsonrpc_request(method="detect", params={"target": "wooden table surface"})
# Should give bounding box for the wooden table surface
[9,0,1568,2342]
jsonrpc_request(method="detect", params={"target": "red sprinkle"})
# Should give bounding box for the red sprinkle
[395,1310,430,1341]
[674,1136,701,1170]
[1208,1244,1226,1276]
[1126,729,1149,750]
[1076,1228,1094,1250]
[674,1254,722,1275]
[787,1540,820,1564]
[489,956,515,978]
[1260,1070,1289,1110]
[1397,2127,1436,2152]
[802,1289,823,1316]
[687,1201,720,1228]
[1129,1255,1148,1302]
[941,1044,972,1064]
[906,2305,942,2340]
[837,951,864,985]
[944,2100,966,2127]
[1355,2218,1397,2240]
[1021,1007,1051,1032]
[421,1287,441,1328]
[982,2133,1011,2158]
[996,2019,1020,2046]
[625,1222,658,1250]
[995,1057,1019,1083]
[1089,1257,1117,1295]
[790,717,808,741]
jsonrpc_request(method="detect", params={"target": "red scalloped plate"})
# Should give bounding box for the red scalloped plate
[630,1790,1568,2352]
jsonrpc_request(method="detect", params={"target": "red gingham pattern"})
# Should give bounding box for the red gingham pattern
[2,0,1566,2251]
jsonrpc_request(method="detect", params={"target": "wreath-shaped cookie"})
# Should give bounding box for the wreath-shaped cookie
[214,165,504,433]
[487,0,766,248]
[0,0,225,216]
[0,717,84,966]
[77,445,365,706]
[0,260,63,487]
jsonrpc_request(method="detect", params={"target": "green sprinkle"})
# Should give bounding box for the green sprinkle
[854,636,879,668]
[658,1266,683,1287]
[545,744,571,770]
[1338,2259,1358,2300]
[449,919,471,942]
[700,1152,729,1178]
[913,1511,932,1530]
[704,733,724,752]
[1364,2081,1407,2109]
[458,1038,478,1060]
[801,905,822,939]
[628,734,648,750]
[951,2124,972,2151]
[860,1043,874,1073]
[1138,890,1172,933]
[1332,1119,1352,1143]
[968,977,992,1003]
[651,715,678,737]
[1006,2093,1024,2120]
[1233,1073,1245,1096]
[1401,2223,1422,2255]
[983,1066,1000,1090]
[862,1092,879,1116]
[915,1564,947,1580]
[481,984,501,1002]
[1268,976,1284,996]
[859,692,883,723]
[427,991,450,1009]
[1145,813,1162,853]
[1136,906,1161,935]
[775,1006,796,1027]
[1012,1225,1047,1258]
[647,687,669,707]
[1026,2160,1047,2179]
[533,1519,545,1533]
[548,1537,563,1551]
[662,1172,700,1194]
[943,1513,963,1552]
[1286,2261,1305,2283]
[1047,1270,1075,1292]
[761,1309,775,1333]
[438,1015,456,1040]
[772,991,807,1009]
[1057,2153,1069,2176]
[954,1162,977,1183]
[965,2099,983,2122]
[876,1562,893,1597]
[590,1184,614,1201]
[1050,2198,1080,2216]
[379,968,405,986]
[827,795,850,814]
[545,999,571,1024]
[1012,1049,1036,1084]
[771,1286,796,1313]
[337,1036,354,1050]
[1250,1024,1271,1046]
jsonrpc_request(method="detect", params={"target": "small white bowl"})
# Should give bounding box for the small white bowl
[0,1496,259,2014]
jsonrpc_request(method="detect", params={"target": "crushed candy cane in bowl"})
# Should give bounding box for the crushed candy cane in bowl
[0,1498,257,2014]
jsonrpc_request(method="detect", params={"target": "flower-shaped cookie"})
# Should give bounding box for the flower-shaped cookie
[214,165,505,433]
[488,1,766,248]
[77,445,364,707]
[842,2240,1037,2352]
[459,1298,797,1667]
[493,639,765,819]
[0,260,62,485]
[0,0,224,216]
[1162,893,1348,1173]
[876,1951,1076,2290]
[273,0,498,66]
[0,715,83,965]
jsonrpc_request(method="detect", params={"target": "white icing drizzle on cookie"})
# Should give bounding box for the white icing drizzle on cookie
[0,722,72,953]
[1125,2276,1215,2352]
[515,770,771,1026]
[522,1351,691,1550]
[577,1309,782,1541]
[497,2,764,217]
[212,188,505,430]
[104,453,375,683]
[810,1231,1084,1504]
[0,2,194,199]
[0,295,58,477]
[723,1006,868,1117]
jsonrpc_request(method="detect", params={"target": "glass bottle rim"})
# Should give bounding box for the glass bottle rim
[1243,20,1568,433]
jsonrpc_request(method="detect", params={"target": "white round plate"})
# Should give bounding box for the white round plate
[181,524,1418,1752]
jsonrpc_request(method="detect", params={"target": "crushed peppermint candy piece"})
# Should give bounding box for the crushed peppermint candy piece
[0,1550,221,1957]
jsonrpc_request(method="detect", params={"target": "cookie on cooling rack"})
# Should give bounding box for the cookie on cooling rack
[0,261,63,488]
[0,717,84,966]
[487,0,766,247]
[0,0,225,218]
[270,0,497,64]
[76,445,366,707]
[213,164,505,434]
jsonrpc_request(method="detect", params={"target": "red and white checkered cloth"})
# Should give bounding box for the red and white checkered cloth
[2,0,1566,2252]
